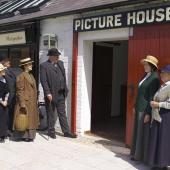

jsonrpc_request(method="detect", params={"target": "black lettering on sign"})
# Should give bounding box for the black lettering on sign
[73,5,170,32]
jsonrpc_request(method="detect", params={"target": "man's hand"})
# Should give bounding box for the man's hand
[150,101,159,108]
[0,100,7,107]
[47,94,53,102]
[20,106,27,114]
[144,115,150,123]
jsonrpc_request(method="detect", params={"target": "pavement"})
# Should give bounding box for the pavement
[0,132,150,170]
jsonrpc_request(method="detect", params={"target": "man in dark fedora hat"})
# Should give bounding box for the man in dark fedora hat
[40,48,77,139]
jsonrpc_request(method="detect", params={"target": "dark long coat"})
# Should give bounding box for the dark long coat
[40,60,68,103]
[5,68,16,105]
[130,72,160,162]
[0,79,9,137]
[148,108,170,168]
[13,72,39,130]
[5,67,22,130]
[5,67,22,104]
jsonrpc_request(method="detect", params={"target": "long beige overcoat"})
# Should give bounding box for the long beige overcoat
[13,72,39,130]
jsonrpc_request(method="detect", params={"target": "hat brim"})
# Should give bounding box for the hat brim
[141,59,158,68]
[160,69,170,73]
[47,52,61,56]
[19,61,34,66]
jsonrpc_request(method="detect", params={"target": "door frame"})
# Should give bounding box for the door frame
[71,28,130,139]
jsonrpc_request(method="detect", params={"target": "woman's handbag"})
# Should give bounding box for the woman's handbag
[14,107,29,132]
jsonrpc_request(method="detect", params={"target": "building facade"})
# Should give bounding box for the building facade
[0,0,170,146]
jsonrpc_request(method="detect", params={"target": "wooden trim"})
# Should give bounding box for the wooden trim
[0,0,160,27]
[33,20,40,88]
[71,32,78,133]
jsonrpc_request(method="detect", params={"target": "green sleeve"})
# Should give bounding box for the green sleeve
[144,78,160,116]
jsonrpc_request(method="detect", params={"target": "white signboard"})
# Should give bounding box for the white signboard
[0,31,26,46]
[74,5,170,32]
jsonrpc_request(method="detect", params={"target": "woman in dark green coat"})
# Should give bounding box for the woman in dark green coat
[130,55,160,163]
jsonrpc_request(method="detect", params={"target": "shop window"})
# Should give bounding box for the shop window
[0,48,8,58]
[9,47,30,67]
[21,47,30,58]
[9,48,21,67]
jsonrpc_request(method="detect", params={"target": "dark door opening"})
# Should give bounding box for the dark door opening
[91,41,128,143]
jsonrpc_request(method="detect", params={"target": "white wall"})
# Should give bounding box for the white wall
[39,15,75,129]
[77,40,93,133]
[39,13,131,134]
[78,28,130,133]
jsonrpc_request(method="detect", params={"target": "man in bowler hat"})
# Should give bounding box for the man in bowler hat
[0,56,22,134]
[40,48,77,139]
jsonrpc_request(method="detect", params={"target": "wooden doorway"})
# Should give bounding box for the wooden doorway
[91,41,128,143]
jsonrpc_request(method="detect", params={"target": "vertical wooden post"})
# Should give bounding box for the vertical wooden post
[71,32,78,133]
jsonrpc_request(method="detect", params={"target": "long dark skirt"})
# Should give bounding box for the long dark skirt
[8,95,16,131]
[148,108,170,168]
[130,111,150,163]
[13,129,36,140]
[0,105,8,138]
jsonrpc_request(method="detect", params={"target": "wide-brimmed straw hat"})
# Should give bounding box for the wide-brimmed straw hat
[0,63,6,71]
[141,55,158,68]
[19,58,34,66]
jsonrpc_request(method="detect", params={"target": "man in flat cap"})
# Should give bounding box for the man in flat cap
[40,48,77,139]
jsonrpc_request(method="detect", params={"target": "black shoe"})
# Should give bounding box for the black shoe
[7,130,13,137]
[130,157,137,161]
[162,167,167,170]
[151,167,166,170]
[23,138,34,142]
[48,132,56,139]
[0,138,5,143]
[64,132,77,138]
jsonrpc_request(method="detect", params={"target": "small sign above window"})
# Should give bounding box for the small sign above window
[42,34,57,49]
[0,31,26,46]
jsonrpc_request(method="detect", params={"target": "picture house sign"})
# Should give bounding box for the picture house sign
[73,5,170,32]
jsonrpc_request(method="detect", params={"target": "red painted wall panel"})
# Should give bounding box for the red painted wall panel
[126,24,170,147]
[71,32,78,133]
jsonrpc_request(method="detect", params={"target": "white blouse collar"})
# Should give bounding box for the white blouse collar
[147,72,151,76]
[165,81,170,86]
